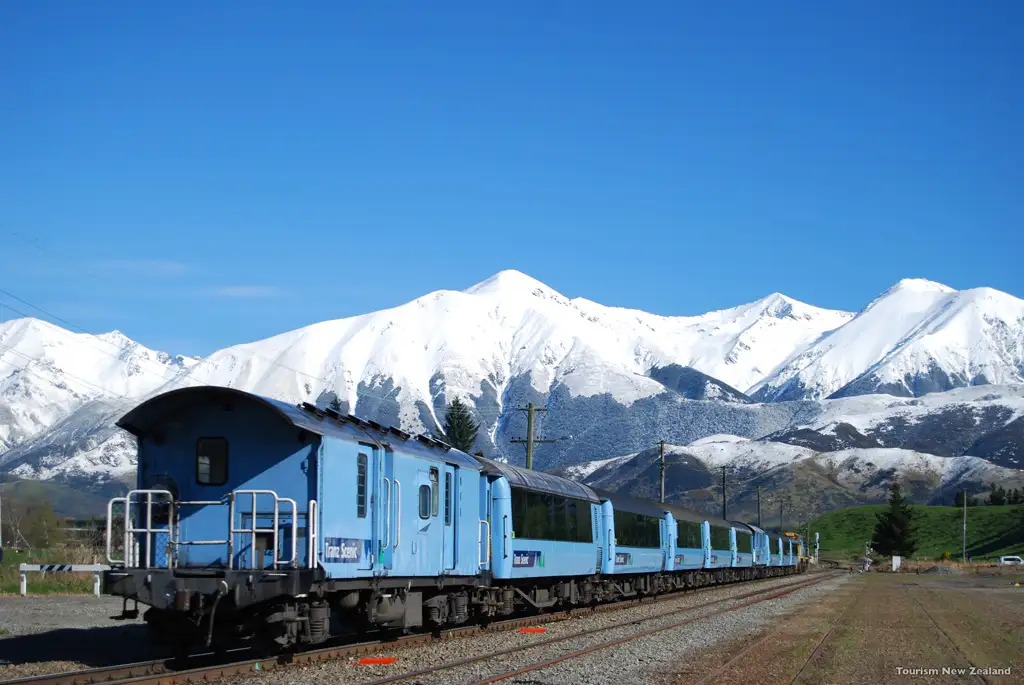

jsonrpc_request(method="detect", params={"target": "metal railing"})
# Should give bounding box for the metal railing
[106,489,308,571]
[228,490,298,570]
[307,499,318,569]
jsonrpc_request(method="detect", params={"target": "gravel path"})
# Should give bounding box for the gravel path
[224,572,840,685]
[0,596,149,679]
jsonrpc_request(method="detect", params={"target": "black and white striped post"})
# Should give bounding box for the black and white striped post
[19,564,111,598]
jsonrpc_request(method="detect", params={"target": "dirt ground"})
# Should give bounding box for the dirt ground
[664,570,1024,685]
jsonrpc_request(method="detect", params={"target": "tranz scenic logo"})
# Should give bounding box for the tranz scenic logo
[324,537,364,563]
[615,553,632,565]
[513,551,542,568]
[674,554,684,565]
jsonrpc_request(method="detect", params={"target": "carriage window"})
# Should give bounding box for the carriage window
[613,510,661,548]
[429,467,439,517]
[356,454,368,518]
[444,472,452,526]
[736,532,752,554]
[509,487,592,543]
[676,520,702,549]
[709,525,731,550]
[418,485,430,519]
[196,438,228,485]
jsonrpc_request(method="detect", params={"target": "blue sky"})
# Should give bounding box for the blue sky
[1,1,1021,357]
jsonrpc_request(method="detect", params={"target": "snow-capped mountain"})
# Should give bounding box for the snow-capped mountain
[3,270,1024,514]
[562,435,1024,522]
[0,317,199,452]
[132,269,851,446]
[750,278,1024,402]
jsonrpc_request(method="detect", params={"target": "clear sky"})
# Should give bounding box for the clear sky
[1,1,1021,357]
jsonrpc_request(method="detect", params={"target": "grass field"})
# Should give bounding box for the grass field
[810,503,1024,561]
[0,547,100,595]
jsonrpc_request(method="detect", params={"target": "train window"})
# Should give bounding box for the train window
[444,472,452,526]
[709,525,731,551]
[509,487,592,543]
[676,520,702,549]
[418,485,430,519]
[429,467,439,517]
[736,532,752,554]
[196,438,228,485]
[613,510,661,549]
[356,454,368,518]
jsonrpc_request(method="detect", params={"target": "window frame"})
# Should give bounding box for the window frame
[195,437,229,486]
[356,453,368,518]
[418,485,431,520]
[508,487,593,543]
[429,467,439,517]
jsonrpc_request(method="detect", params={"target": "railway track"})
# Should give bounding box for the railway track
[6,570,837,685]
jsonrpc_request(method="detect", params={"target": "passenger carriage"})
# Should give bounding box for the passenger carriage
[100,386,804,653]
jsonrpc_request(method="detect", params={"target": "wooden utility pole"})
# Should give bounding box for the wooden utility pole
[721,466,727,520]
[510,403,555,470]
[756,485,761,527]
[658,440,667,503]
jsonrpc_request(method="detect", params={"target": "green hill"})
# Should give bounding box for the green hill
[810,504,1024,561]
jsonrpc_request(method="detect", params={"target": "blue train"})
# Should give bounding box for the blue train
[101,386,806,651]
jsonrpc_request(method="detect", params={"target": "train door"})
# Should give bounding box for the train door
[376,446,395,574]
[442,465,457,572]
[415,464,443,574]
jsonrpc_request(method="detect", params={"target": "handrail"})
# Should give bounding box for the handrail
[229,490,298,569]
[123,490,174,570]
[382,477,391,550]
[308,499,318,569]
[393,479,401,548]
[106,497,126,564]
[478,519,490,567]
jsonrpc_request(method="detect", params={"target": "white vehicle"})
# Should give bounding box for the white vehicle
[997,555,1023,565]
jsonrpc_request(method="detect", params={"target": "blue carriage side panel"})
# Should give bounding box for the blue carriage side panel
[121,388,320,570]
[478,457,599,581]
[702,520,711,567]
[665,513,677,571]
[665,504,704,570]
[600,499,615,575]
[730,523,753,567]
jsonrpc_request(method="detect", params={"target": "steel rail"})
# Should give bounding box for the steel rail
[5,569,818,685]
[463,573,840,685]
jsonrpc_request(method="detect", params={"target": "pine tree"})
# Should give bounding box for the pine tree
[443,398,479,452]
[871,481,917,557]
[989,483,1007,506]
[954,490,967,508]
[1012,488,1022,505]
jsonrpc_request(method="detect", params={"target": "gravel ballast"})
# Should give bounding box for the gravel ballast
[223,572,845,685]
[0,596,148,678]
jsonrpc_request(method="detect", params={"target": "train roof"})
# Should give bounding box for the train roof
[475,456,601,503]
[117,386,482,470]
[728,520,757,534]
[590,487,668,517]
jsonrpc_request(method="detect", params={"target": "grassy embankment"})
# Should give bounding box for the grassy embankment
[0,547,101,595]
[810,503,1024,562]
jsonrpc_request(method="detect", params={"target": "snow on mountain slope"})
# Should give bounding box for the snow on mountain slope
[170,270,850,437]
[0,317,197,452]
[750,279,1024,401]
[569,435,1024,515]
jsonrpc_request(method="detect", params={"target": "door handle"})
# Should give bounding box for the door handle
[393,479,401,548]
[382,477,391,550]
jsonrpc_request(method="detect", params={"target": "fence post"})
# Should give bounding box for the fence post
[20,571,27,596]
[93,571,101,598]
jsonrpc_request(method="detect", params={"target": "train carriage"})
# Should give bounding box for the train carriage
[100,386,806,654]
